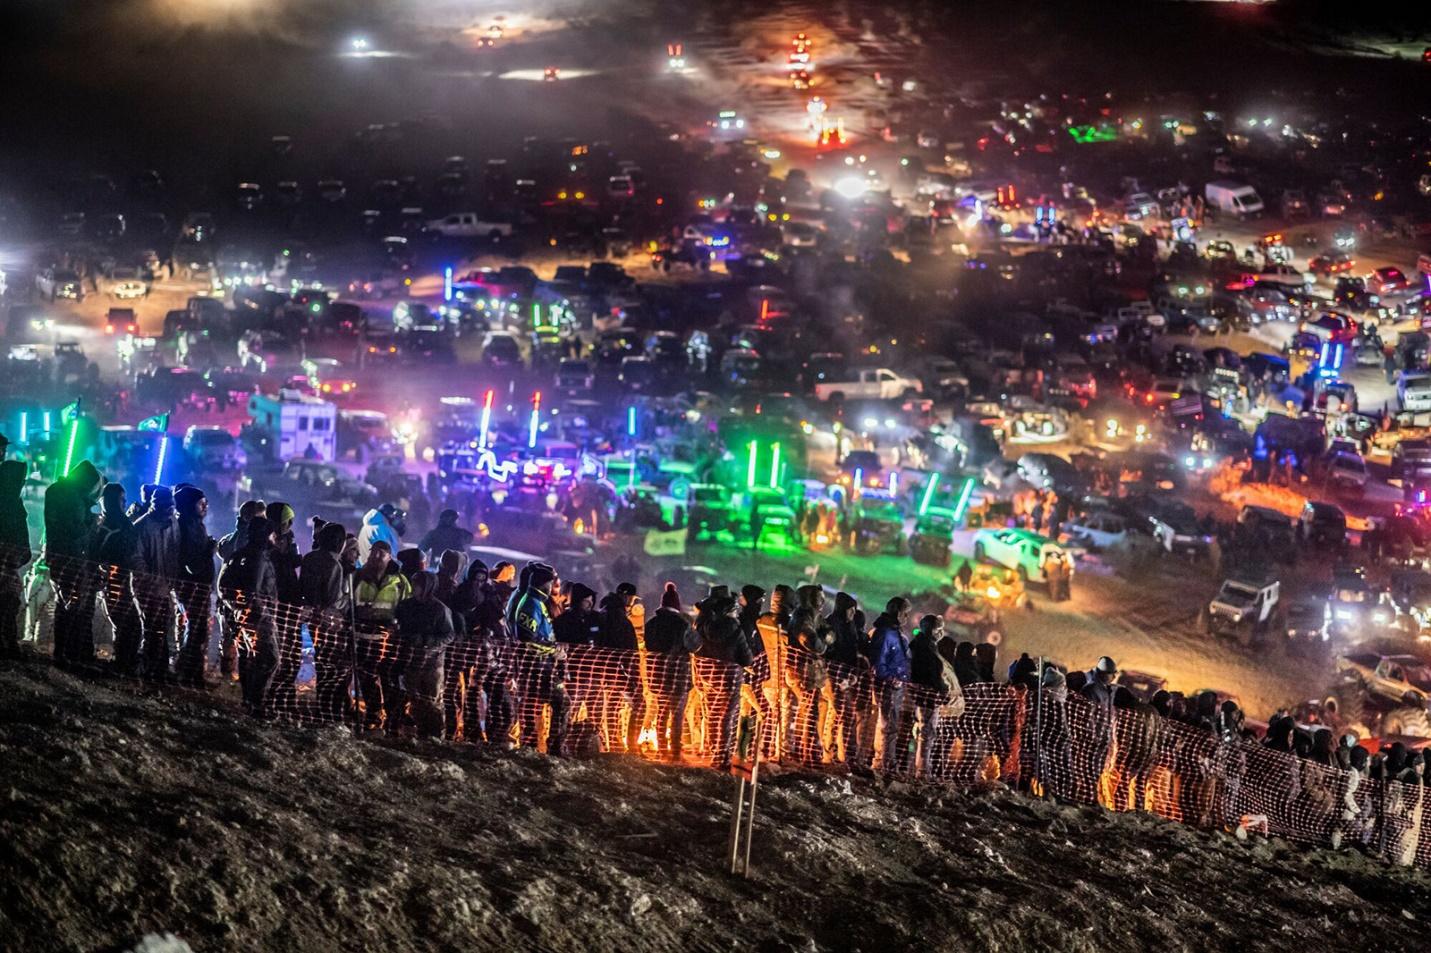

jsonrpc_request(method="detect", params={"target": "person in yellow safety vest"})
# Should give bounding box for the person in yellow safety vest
[352,541,412,733]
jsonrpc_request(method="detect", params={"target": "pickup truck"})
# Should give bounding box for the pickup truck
[812,367,922,402]
[425,212,514,239]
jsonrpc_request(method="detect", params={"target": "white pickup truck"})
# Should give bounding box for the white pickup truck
[425,212,514,239]
[813,367,922,402]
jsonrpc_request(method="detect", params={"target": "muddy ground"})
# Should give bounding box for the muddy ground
[1,657,1428,953]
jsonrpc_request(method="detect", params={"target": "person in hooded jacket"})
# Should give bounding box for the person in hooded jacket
[868,597,913,775]
[357,502,404,564]
[0,459,31,660]
[755,584,794,758]
[695,591,752,768]
[952,641,979,687]
[430,549,473,738]
[215,499,265,676]
[217,516,279,717]
[44,459,104,666]
[553,581,601,735]
[92,483,144,674]
[786,584,832,764]
[507,562,569,754]
[824,591,869,768]
[173,486,217,688]
[910,614,955,779]
[736,585,775,757]
[133,484,179,681]
[418,509,474,562]
[447,559,494,741]
[302,521,354,722]
[644,583,700,760]
[395,570,458,739]
[473,561,518,746]
[263,501,306,711]
[597,582,646,753]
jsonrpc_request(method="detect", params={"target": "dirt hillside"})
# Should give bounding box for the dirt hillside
[1,659,1428,953]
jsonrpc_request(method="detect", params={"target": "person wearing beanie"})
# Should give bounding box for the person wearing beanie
[490,561,516,586]
[216,515,280,717]
[132,484,179,681]
[395,571,458,739]
[507,561,568,754]
[302,520,355,722]
[598,581,646,753]
[0,459,32,660]
[644,583,700,760]
[44,458,105,666]
[174,486,218,688]
[264,501,302,605]
[823,590,868,768]
[418,508,473,562]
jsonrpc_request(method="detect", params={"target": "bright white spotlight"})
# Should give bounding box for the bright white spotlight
[834,176,868,199]
[351,36,370,52]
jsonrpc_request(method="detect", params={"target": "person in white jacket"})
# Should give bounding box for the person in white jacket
[357,503,405,565]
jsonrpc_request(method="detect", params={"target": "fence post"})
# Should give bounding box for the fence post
[1034,656,1045,796]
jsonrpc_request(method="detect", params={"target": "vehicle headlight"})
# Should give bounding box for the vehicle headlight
[1335,609,1353,621]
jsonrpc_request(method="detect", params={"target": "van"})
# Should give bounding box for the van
[1204,180,1265,218]
[1400,370,1431,412]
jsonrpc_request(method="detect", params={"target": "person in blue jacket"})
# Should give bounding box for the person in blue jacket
[867,597,913,775]
[507,562,568,754]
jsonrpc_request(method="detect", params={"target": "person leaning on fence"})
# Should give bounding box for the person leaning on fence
[868,598,913,776]
[0,459,31,661]
[908,615,953,779]
[173,486,217,689]
[217,516,280,718]
[508,562,569,755]
[216,499,265,677]
[45,460,104,668]
[597,582,646,753]
[737,584,776,757]
[301,521,355,722]
[823,591,870,770]
[352,541,411,733]
[696,590,752,769]
[644,583,700,761]
[786,584,832,765]
[133,485,179,682]
[395,570,458,739]
[91,483,143,675]
[445,558,493,741]
[1078,656,1119,806]
[755,584,794,756]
